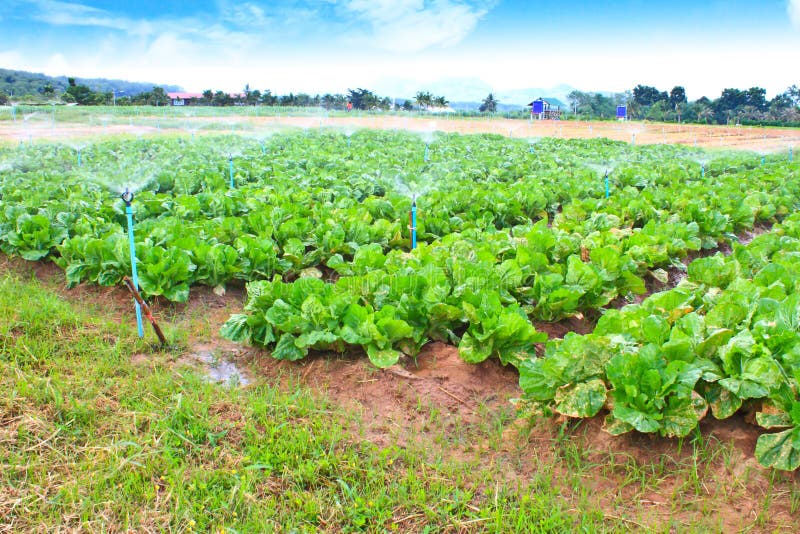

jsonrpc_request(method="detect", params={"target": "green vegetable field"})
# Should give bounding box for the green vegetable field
[2,125,800,499]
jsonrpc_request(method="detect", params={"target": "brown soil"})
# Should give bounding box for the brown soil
[2,114,798,153]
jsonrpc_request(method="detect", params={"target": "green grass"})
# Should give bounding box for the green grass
[4,269,799,532]
[0,272,616,532]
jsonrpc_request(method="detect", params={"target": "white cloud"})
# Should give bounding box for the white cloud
[789,0,800,28]
[338,0,492,51]
[27,0,144,33]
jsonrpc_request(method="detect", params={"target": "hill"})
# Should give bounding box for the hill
[0,68,181,98]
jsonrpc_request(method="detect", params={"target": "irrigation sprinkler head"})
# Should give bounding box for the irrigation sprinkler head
[121,188,134,206]
[412,193,417,207]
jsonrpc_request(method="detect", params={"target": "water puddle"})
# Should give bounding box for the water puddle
[191,349,251,387]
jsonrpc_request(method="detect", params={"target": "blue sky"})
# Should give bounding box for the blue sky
[0,0,798,100]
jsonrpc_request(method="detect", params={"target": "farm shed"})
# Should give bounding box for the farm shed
[529,98,562,120]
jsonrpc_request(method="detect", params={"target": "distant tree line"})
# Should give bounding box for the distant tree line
[567,84,800,125]
[191,87,398,110]
[3,68,797,126]
[0,68,179,104]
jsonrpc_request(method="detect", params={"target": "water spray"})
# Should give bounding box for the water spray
[409,194,418,250]
[121,188,144,338]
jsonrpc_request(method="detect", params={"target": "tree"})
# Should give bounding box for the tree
[402,99,414,111]
[633,84,667,107]
[785,85,800,107]
[347,88,380,110]
[479,93,497,112]
[213,90,231,106]
[202,90,213,104]
[41,83,55,96]
[65,79,95,105]
[695,97,714,123]
[414,91,433,110]
[744,87,767,112]
[433,95,448,108]
[0,92,8,105]
[669,86,686,108]
[260,90,277,106]
[150,86,167,106]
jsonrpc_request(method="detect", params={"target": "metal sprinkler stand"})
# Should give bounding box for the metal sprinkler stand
[121,189,144,338]
[409,195,418,250]
[122,276,168,346]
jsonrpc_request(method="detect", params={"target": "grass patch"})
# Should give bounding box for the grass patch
[0,272,614,532]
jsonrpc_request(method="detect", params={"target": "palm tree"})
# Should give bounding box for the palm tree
[479,93,497,113]
[415,91,433,110]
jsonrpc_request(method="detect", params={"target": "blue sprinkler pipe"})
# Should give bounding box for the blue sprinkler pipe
[604,170,610,199]
[410,195,418,250]
[228,155,235,188]
[347,136,351,148]
[761,155,765,166]
[77,149,82,167]
[122,189,144,338]
[424,143,430,163]
[701,163,705,178]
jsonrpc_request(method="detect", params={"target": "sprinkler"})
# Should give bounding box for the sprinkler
[228,154,235,188]
[701,163,705,178]
[761,155,765,166]
[346,135,351,148]
[409,194,418,250]
[631,133,636,146]
[529,142,535,154]
[424,143,430,163]
[121,188,144,338]
[790,146,794,163]
[604,170,610,199]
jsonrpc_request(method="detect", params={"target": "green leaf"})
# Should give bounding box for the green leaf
[366,344,401,368]
[458,332,492,364]
[603,413,633,436]
[661,394,705,438]
[612,405,661,434]
[272,333,306,361]
[641,315,670,345]
[220,313,250,343]
[705,384,743,419]
[755,428,800,471]
[756,411,792,430]
[553,379,607,418]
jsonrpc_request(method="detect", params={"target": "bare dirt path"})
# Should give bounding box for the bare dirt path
[2,112,797,153]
